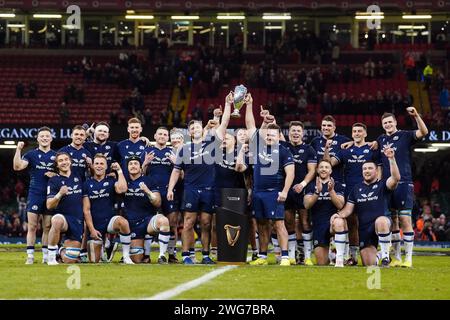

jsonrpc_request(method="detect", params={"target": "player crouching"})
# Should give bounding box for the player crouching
[124,156,170,264]
[333,148,400,267]
[46,152,84,265]
[83,154,133,264]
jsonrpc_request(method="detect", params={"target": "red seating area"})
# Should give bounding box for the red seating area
[327,73,408,96]
[374,43,434,52]
[430,79,450,114]
[188,67,409,127]
[0,55,171,125]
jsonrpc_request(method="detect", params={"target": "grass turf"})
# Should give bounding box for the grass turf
[1,250,449,300]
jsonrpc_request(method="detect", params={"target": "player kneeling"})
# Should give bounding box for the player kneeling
[83,155,134,264]
[333,148,400,267]
[304,160,346,267]
[46,152,84,265]
[125,156,170,264]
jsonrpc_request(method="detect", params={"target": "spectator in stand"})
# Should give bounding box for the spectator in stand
[17,195,27,223]
[375,61,384,78]
[143,108,152,125]
[364,58,375,78]
[423,62,433,89]
[384,61,394,78]
[28,82,37,98]
[434,214,450,241]
[71,60,80,73]
[60,102,70,125]
[110,110,119,125]
[192,104,203,122]
[63,61,72,74]
[404,52,416,81]
[76,85,85,104]
[439,88,449,109]
[418,219,437,241]
[15,82,25,98]
[159,109,168,126]
[0,211,6,235]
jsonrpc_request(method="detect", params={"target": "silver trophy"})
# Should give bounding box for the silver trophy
[231,85,248,118]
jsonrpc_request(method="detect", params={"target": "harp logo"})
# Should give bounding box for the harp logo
[224,224,241,247]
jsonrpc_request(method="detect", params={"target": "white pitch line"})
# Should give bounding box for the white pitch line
[144,265,238,300]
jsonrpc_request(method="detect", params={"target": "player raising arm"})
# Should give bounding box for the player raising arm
[333,147,400,267]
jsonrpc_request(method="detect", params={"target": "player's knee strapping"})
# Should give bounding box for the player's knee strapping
[398,210,412,217]
[88,240,103,262]
[65,247,81,260]
[130,247,144,256]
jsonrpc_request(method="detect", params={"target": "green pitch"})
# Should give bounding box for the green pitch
[1,249,449,300]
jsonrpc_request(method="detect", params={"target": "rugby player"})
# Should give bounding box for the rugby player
[82,155,133,264]
[304,160,346,267]
[58,125,92,181]
[13,127,57,264]
[46,152,84,265]
[123,156,169,264]
[84,122,118,170]
[323,122,380,265]
[167,92,232,264]
[142,126,180,263]
[116,118,150,178]
[237,94,295,266]
[377,107,428,267]
[334,147,400,267]
[280,121,317,265]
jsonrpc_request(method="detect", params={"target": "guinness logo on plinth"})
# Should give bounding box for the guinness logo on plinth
[224,224,241,246]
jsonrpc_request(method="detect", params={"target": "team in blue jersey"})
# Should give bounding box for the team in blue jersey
[324,122,379,266]
[13,126,56,264]
[14,93,427,268]
[377,108,428,268]
[280,121,317,265]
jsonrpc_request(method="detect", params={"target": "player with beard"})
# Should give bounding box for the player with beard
[333,147,400,267]
[142,127,180,263]
[82,154,133,264]
[304,160,346,267]
[237,94,295,266]
[167,93,232,264]
[323,123,380,266]
[59,125,92,181]
[280,121,317,265]
[84,122,118,170]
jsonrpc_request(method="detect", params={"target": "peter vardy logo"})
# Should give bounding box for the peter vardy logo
[351,155,365,160]
[127,152,142,157]
[128,188,141,193]
[39,161,53,167]
[361,192,374,198]
[92,189,106,195]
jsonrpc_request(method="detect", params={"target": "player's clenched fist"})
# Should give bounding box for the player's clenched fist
[17,141,25,150]
[59,185,69,195]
